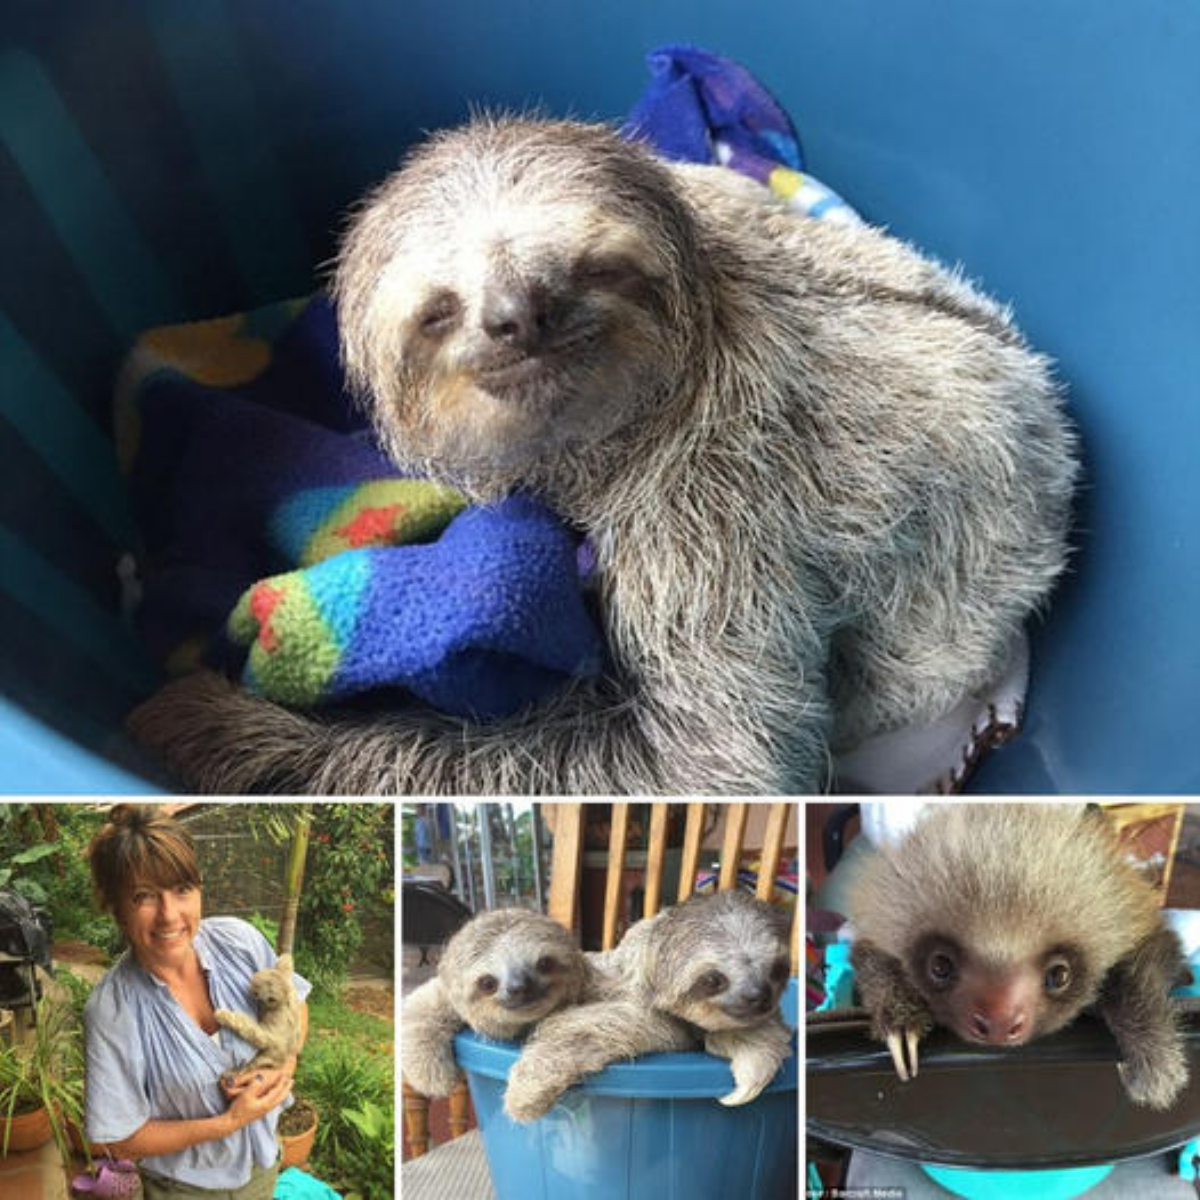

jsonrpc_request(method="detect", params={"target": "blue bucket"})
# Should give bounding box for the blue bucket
[454,982,798,1200]
[5,5,1199,791]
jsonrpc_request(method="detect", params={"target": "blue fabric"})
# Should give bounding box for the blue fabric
[273,1167,342,1199]
[623,43,804,174]
[124,295,602,720]
[84,916,312,1189]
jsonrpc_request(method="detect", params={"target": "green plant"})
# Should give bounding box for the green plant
[296,805,393,990]
[331,1100,395,1200]
[0,843,59,905]
[245,911,280,949]
[0,993,89,1168]
[296,1037,392,1190]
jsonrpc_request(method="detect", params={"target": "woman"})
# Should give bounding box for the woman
[84,805,311,1199]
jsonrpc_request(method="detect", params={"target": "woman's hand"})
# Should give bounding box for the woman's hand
[221,1066,294,1131]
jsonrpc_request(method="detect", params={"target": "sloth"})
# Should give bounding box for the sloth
[128,115,1077,794]
[850,804,1189,1110]
[213,953,303,1089]
[401,908,591,1098]
[503,890,794,1122]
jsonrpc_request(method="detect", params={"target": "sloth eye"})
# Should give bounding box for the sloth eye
[927,952,956,984]
[1044,961,1071,994]
[770,958,790,984]
[535,956,558,974]
[417,292,462,338]
[698,971,728,996]
[477,974,499,995]
[575,255,643,291]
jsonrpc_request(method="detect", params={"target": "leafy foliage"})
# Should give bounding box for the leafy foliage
[295,1033,394,1199]
[295,805,393,990]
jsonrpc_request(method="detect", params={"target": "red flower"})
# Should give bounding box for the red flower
[342,902,355,913]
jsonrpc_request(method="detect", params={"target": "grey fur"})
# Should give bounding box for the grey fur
[850,803,1188,1109]
[127,116,1078,794]
[213,953,303,1087]
[401,908,591,1098]
[504,890,793,1122]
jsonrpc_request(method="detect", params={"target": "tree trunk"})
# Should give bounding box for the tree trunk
[277,806,312,955]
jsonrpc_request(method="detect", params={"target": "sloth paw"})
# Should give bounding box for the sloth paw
[504,1060,565,1123]
[1120,1045,1189,1110]
[402,1052,462,1099]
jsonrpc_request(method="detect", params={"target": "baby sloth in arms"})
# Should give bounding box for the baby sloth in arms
[132,115,1077,794]
[213,953,304,1089]
[504,890,793,1122]
[401,908,591,1098]
[850,804,1189,1109]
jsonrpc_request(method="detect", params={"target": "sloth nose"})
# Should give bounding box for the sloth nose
[970,1006,1028,1043]
[500,968,538,1002]
[481,285,550,352]
[744,983,773,1011]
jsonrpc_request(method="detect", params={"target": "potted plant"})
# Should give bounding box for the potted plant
[0,992,90,1167]
[278,1096,319,1168]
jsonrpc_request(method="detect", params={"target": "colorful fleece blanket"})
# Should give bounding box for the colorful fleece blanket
[117,46,852,720]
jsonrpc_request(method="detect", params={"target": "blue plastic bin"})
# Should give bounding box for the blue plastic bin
[453,984,798,1200]
[3,3,1198,791]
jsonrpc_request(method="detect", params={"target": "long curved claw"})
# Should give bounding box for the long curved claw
[906,1027,921,1079]
[885,1031,910,1081]
[717,1081,765,1107]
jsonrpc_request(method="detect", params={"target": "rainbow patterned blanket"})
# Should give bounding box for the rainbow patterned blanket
[116,295,603,719]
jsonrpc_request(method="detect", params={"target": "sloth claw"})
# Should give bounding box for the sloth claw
[885,1027,922,1082]
[718,1082,762,1106]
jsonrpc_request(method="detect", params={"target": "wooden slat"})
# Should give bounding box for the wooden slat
[402,1079,430,1158]
[677,802,707,902]
[602,803,631,950]
[644,803,670,916]
[448,1080,471,1139]
[546,804,585,933]
[756,803,791,901]
[718,803,750,891]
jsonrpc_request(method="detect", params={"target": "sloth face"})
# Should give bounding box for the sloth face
[248,957,294,1012]
[647,891,791,1031]
[440,908,587,1039]
[905,933,1096,1047]
[337,119,702,490]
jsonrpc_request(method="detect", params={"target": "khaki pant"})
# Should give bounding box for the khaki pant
[139,1157,279,1200]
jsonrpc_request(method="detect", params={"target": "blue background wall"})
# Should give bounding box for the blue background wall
[3,2,1197,791]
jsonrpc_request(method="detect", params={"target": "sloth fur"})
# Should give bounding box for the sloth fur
[401,908,591,1098]
[213,953,303,1087]
[129,116,1077,794]
[850,803,1188,1109]
[504,890,794,1122]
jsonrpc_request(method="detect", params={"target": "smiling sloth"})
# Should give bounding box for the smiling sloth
[130,116,1077,794]
[401,909,591,1099]
[504,890,794,1122]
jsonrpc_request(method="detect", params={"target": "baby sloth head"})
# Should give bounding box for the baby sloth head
[646,891,791,1031]
[439,908,587,1040]
[851,804,1165,1050]
[334,116,704,496]
[248,953,296,1013]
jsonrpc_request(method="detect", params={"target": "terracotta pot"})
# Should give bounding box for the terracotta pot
[2,1104,53,1154]
[279,1108,318,1169]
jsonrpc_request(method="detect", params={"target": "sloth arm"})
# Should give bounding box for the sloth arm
[1097,926,1189,1110]
[704,1013,794,1105]
[503,1000,696,1123]
[400,977,466,1098]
